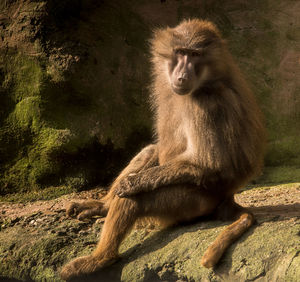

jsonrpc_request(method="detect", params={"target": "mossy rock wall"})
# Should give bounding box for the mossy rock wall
[0,0,299,193]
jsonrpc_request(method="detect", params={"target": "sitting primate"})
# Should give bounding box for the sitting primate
[60,19,265,280]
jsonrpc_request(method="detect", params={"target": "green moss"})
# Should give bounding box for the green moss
[260,167,300,184]
[266,136,300,166]
[13,56,44,101]
[9,96,42,132]
[0,186,74,203]
[1,126,73,192]
[1,47,150,193]
[0,230,67,281]
[0,53,47,192]
[286,254,300,281]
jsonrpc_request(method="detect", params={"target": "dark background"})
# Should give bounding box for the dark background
[0,0,299,194]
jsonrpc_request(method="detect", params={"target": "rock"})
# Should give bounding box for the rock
[0,184,299,281]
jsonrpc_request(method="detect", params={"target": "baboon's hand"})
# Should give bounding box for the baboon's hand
[115,173,141,197]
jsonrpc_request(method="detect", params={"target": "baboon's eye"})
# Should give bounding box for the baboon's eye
[202,39,213,48]
[191,51,200,57]
[175,49,186,56]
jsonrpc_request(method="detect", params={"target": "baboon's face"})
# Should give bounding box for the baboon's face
[168,48,209,95]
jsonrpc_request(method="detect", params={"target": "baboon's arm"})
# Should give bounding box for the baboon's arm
[123,144,159,173]
[111,144,159,189]
[115,161,202,197]
[109,144,159,194]
[65,144,159,220]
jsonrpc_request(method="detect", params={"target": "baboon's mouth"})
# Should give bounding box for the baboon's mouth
[172,84,191,95]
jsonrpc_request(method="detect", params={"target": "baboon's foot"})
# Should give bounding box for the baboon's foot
[60,255,118,281]
[66,200,107,220]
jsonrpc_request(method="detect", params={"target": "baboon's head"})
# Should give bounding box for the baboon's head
[151,19,227,95]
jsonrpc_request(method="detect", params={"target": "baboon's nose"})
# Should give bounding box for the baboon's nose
[178,73,188,84]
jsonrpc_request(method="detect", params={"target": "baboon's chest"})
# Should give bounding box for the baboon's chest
[158,111,198,164]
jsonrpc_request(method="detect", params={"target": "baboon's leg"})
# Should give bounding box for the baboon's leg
[65,144,158,220]
[60,186,217,280]
[61,197,139,280]
[201,197,255,268]
[61,197,140,280]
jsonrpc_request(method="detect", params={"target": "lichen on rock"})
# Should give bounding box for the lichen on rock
[0,184,299,281]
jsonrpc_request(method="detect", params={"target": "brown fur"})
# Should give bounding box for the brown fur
[60,19,265,280]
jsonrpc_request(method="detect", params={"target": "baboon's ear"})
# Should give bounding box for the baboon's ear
[150,27,174,59]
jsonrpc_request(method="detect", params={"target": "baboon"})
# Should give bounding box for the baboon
[60,19,265,280]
